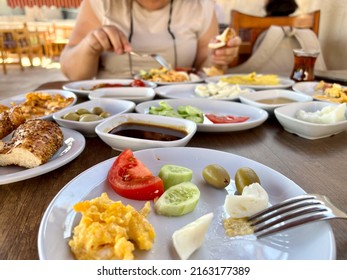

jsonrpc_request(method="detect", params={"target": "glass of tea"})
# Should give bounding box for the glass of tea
[290,49,320,82]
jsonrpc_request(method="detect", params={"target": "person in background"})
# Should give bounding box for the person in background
[265,0,298,16]
[60,0,241,80]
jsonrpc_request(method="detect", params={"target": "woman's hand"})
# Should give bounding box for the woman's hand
[85,25,132,55]
[210,35,242,67]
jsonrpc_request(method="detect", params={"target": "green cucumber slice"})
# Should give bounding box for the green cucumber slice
[154,182,200,216]
[159,164,193,190]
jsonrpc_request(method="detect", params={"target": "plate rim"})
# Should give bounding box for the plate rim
[62,79,157,96]
[37,147,336,260]
[0,127,86,185]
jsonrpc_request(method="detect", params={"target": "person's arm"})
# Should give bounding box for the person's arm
[194,12,241,71]
[60,0,132,80]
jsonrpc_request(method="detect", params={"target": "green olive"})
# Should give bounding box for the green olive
[99,111,111,118]
[234,167,260,195]
[76,108,90,115]
[91,106,104,115]
[62,112,80,121]
[79,114,103,122]
[202,164,230,189]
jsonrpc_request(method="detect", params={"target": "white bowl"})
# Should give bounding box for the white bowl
[0,89,77,120]
[89,87,156,104]
[53,99,135,137]
[239,89,313,113]
[95,113,197,151]
[274,101,347,140]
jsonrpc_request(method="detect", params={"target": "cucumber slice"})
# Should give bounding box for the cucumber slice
[159,164,193,190]
[154,182,200,216]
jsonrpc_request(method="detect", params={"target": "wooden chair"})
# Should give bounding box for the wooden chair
[0,24,44,74]
[230,10,321,66]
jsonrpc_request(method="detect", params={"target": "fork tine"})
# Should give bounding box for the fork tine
[256,211,331,238]
[253,204,328,232]
[248,194,317,221]
[250,199,323,226]
[249,193,347,238]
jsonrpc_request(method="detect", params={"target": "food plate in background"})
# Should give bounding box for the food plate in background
[89,87,156,104]
[293,81,347,103]
[0,128,85,185]
[155,84,254,101]
[62,79,157,96]
[205,74,295,90]
[239,89,313,114]
[135,98,268,132]
[38,147,335,260]
[292,81,320,96]
[0,89,77,121]
[135,72,204,86]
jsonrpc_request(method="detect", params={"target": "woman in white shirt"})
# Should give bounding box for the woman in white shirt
[60,0,241,80]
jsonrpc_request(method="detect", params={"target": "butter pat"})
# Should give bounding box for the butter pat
[224,183,269,218]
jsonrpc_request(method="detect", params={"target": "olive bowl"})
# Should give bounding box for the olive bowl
[53,99,136,137]
[95,113,197,151]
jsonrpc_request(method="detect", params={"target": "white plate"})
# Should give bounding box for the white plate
[0,128,85,185]
[205,74,295,90]
[38,147,335,260]
[0,89,77,120]
[89,87,156,104]
[62,79,157,96]
[239,89,313,114]
[135,99,268,132]
[155,84,254,101]
[274,101,347,140]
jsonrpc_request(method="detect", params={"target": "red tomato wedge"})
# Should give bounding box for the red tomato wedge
[108,149,164,200]
[205,113,250,124]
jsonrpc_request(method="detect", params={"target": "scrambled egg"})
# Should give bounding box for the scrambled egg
[314,81,347,103]
[69,192,155,260]
[220,72,280,85]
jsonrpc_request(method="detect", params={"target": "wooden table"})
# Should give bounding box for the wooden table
[1,81,346,260]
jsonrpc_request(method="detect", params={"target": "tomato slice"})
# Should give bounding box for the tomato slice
[108,149,164,200]
[205,113,250,124]
[130,79,146,87]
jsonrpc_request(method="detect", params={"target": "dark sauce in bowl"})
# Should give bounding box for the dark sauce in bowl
[108,122,188,141]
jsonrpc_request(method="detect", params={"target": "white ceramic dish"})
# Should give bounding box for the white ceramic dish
[274,101,347,139]
[239,89,313,113]
[53,99,136,137]
[38,147,335,260]
[89,87,156,104]
[62,79,157,96]
[95,113,197,151]
[0,89,77,120]
[205,74,295,90]
[155,83,254,101]
[135,99,268,132]
[0,128,85,185]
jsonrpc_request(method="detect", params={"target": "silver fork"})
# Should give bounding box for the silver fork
[248,193,347,238]
[129,51,172,70]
